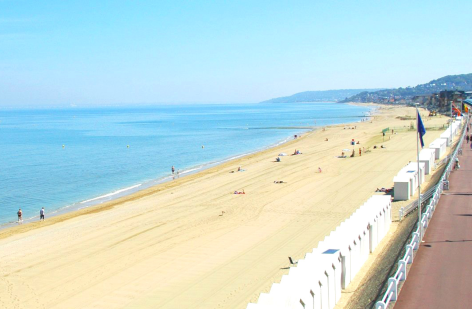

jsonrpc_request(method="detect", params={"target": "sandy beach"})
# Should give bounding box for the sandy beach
[0,104,452,309]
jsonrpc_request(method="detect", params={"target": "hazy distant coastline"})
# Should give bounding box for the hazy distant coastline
[261,89,386,103]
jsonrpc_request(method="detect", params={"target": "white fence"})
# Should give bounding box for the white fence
[247,195,392,309]
[375,116,469,309]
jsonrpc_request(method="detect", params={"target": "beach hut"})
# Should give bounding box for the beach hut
[249,195,393,309]
[398,168,417,196]
[403,162,425,185]
[393,174,411,201]
[419,148,435,175]
[440,130,453,146]
[429,138,447,159]
[453,121,461,134]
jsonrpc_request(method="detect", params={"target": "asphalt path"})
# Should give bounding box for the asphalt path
[395,136,472,309]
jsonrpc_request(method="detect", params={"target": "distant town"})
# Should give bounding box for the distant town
[336,73,472,113]
[263,73,472,113]
[353,89,472,113]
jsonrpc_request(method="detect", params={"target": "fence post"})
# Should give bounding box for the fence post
[412,232,420,250]
[405,246,413,264]
[398,260,407,280]
[388,278,398,301]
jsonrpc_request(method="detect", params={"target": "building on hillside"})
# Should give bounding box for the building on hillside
[439,90,465,108]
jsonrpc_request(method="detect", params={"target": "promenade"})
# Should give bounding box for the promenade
[395,137,472,308]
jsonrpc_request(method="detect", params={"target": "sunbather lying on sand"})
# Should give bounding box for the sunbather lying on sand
[230,167,246,173]
[274,181,285,183]
[376,187,392,193]
[234,190,245,194]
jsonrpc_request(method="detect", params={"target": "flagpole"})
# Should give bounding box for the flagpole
[416,104,423,240]
[451,99,453,147]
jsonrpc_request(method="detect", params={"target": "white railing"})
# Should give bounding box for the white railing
[375,115,469,309]
[398,186,436,220]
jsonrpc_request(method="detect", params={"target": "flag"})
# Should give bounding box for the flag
[417,111,426,148]
[452,102,461,116]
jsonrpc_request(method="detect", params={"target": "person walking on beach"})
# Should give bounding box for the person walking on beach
[17,208,23,224]
[40,207,45,221]
[359,148,362,156]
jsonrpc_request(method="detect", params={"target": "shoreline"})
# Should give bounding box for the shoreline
[2,127,325,239]
[0,104,373,233]
[0,128,312,232]
[0,112,370,240]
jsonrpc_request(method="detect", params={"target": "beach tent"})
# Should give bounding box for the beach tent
[429,138,447,159]
[419,148,435,175]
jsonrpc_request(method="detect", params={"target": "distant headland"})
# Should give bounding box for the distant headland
[261,73,472,113]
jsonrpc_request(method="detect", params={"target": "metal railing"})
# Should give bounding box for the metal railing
[375,116,469,309]
[398,150,455,221]
[398,186,436,220]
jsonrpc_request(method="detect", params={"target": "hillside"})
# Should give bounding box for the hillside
[261,89,383,103]
[341,73,472,103]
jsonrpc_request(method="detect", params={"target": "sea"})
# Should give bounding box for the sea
[0,102,372,227]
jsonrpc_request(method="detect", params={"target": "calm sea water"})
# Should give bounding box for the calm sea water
[0,102,372,226]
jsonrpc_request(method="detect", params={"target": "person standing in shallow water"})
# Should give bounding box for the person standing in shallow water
[40,207,45,221]
[17,208,23,224]
[171,166,175,174]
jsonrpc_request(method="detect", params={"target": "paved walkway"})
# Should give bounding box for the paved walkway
[395,138,472,309]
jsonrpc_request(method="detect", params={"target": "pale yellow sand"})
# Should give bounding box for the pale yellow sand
[0,105,452,309]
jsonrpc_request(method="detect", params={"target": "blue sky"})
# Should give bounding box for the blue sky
[1,0,471,106]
